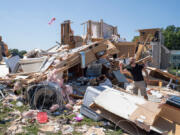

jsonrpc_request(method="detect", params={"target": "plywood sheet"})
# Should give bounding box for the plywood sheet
[90,103,147,135]
[115,42,137,58]
[129,102,161,128]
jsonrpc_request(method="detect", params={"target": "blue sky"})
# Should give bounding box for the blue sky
[0,0,180,51]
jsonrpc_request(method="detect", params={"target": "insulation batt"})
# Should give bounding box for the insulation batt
[47,69,74,108]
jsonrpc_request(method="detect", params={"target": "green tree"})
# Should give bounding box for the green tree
[8,49,19,56]
[19,50,27,58]
[162,25,180,50]
[132,36,139,42]
[8,49,27,58]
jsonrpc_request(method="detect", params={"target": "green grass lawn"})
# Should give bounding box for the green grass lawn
[0,100,124,135]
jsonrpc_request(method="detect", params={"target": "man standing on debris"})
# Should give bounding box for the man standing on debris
[119,57,149,100]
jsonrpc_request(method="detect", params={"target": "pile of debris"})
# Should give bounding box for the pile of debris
[0,19,180,134]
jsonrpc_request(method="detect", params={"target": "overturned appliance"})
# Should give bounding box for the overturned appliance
[27,82,64,110]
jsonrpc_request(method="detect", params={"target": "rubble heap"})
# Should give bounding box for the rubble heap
[0,20,180,135]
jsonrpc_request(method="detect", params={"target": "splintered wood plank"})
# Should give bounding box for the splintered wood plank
[136,55,152,64]
[147,67,180,84]
[136,44,144,60]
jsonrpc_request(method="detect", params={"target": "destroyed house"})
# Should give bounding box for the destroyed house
[82,19,119,42]
[1,19,180,135]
